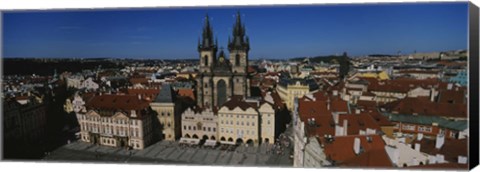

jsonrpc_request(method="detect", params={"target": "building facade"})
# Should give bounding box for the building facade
[3,96,47,158]
[78,94,155,149]
[181,107,218,141]
[276,79,313,111]
[195,12,250,109]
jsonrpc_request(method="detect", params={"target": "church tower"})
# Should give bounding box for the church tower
[196,14,218,108]
[196,12,250,109]
[198,14,218,73]
[229,11,250,97]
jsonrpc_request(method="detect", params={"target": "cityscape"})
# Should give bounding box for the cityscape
[2,2,470,170]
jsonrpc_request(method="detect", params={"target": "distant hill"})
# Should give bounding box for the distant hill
[366,54,400,58]
[290,54,349,64]
[290,54,351,78]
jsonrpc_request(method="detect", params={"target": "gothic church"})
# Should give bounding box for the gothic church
[195,12,251,109]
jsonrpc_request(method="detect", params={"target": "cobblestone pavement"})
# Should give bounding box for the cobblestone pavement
[43,140,293,167]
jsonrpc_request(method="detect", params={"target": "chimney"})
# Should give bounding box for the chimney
[333,90,338,96]
[447,83,453,90]
[435,134,445,149]
[414,143,421,151]
[343,119,348,136]
[458,156,468,164]
[428,155,437,164]
[353,137,361,155]
[333,113,339,124]
[327,98,331,110]
[335,125,343,136]
[436,154,445,163]
[138,94,142,100]
[417,133,424,141]
[430,87,436,102]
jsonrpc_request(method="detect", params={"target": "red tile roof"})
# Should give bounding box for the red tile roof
[338,113,382,135]
[416,138,468,163]
[270,91,286,109]
[298,97,335,137]
[85,94,151,118]
[365,77,450,93]
[177,88,195,101]
[330,99,349,113]
[320,135,392,167]
[385,97,467,119]
[127,88,160,101]
[129,78,149,85]
[406,163,468,170]
[221,95,255,111]
[437,89,466,104]
[364,110,394,126]
[340,149,393,168]
[355,100,378,111]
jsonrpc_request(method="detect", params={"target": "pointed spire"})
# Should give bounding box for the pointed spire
[198,37,201,47]
[229,11,249,52]
[236,10,242,26]
[200,13,216,50]
[205,13,210,27]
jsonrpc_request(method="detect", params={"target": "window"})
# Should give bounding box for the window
[247,122,249,126]
[235,54,240,66]
[402,124,415,131]
[268,120,270,125]
[221,128,224,133]
[450,131,457,138]
[213,128,216,132]
[252,122,255,126]
[418,126,432,133]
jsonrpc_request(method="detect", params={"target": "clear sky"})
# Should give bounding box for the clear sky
[2,2,468,59]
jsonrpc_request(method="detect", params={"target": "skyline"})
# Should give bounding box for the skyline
[3,2,468,59]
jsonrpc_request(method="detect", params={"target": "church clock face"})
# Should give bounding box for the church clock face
[219,56,225,63]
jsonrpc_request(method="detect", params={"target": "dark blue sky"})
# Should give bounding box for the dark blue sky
[3,2,468,59]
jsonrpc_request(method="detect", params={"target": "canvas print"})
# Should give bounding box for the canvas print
[1,2,473,170]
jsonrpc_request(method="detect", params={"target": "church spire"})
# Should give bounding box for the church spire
[229,11,249,52]
[199,13,216,51]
